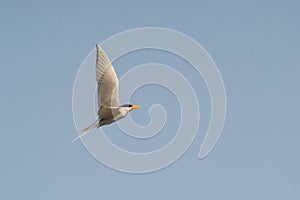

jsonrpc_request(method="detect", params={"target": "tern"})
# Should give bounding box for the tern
[74,44,141,140]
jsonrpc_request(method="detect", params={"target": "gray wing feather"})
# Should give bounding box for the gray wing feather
[96,44,120,108]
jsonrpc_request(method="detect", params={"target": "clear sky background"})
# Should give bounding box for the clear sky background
[1,0,299,199]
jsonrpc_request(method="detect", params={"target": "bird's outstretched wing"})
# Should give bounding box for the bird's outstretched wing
[96,44,120,109]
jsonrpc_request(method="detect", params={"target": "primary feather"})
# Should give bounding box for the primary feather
[96,44,120,109]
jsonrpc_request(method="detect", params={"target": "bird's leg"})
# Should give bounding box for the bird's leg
[97,119,104,128]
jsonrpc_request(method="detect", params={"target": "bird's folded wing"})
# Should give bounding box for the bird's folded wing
[96,44,120,109]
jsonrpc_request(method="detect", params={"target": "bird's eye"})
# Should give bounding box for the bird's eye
[129,105,132,107]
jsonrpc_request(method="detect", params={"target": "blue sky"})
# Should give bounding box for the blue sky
[1,0,299,199]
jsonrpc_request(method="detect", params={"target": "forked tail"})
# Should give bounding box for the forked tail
[73,119,100,141]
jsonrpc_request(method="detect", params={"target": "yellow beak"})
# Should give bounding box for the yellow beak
[130,105,141,110]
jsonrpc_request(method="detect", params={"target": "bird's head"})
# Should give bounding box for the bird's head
[120,104,141,112]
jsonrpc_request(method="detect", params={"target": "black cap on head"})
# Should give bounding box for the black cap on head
[120,104,133,108]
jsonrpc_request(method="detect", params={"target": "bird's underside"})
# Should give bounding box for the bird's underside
[98,106,126,126]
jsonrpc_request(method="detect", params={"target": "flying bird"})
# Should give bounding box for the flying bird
[74,44,141,140]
